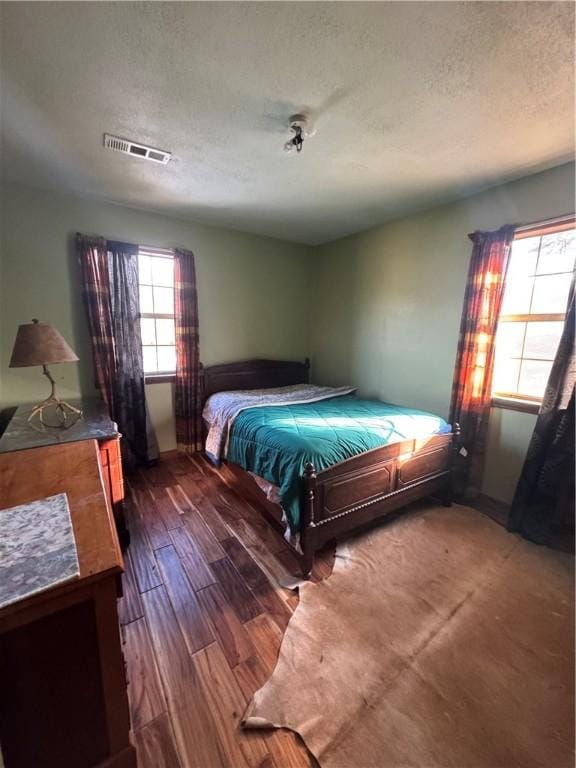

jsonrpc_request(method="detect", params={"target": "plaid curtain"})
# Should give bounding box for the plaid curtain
[77,234,158,468]
[76,235,116,408]
[508,279,575,552]
[174,248,203,453]
[449,225,515,497]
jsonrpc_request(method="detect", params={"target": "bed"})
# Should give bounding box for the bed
[201,358,460,577]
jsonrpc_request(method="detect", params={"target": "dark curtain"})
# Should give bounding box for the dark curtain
[77,234,158,468]
[508,280,575,552]
[449,225,515,498]
[174,248,203,453]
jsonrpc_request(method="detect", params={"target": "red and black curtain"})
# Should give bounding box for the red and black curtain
[449,226,515,497]
[77,233,158,468]
[174,248,203,453]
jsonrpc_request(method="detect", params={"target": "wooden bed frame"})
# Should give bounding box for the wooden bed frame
[201,358,460,577]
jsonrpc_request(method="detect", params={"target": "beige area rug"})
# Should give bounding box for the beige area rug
[243,504,574,768]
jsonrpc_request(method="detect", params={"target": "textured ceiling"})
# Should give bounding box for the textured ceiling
[0,2,574,244]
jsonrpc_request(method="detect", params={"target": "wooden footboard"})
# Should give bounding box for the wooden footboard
[299,427,460,575]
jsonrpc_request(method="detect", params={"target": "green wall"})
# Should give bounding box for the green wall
[1,164,573,497]
[0,183,313,449]
[312,162,575,503]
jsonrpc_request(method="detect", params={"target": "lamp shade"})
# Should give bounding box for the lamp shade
[9,319,79,368]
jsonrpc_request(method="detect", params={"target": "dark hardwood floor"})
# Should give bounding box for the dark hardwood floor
[119,453,333,768]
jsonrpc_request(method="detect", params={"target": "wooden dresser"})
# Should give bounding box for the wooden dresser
[0,398,129,548]
[0,441,136,768]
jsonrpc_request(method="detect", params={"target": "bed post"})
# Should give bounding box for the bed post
[442,422,461,507]
[300,461,317,578]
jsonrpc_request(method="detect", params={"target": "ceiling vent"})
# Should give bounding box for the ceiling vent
[103,134,171,165]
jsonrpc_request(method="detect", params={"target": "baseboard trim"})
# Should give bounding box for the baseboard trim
[159,449,180,461]
[475,493,510,527]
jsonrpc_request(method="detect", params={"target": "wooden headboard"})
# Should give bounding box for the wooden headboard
[201,358,310,401]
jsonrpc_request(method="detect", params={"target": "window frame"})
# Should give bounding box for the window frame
[137,246,177,384]
[491,215,575,413]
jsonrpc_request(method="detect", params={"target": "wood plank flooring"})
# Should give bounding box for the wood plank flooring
[119,453,332,768]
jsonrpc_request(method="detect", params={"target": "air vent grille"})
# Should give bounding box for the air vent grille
[103,134,171,165]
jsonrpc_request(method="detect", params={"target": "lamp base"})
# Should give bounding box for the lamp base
[28,395,83,430]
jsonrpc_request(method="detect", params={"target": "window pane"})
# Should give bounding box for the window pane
[138,254,153,284]
[536,230,576,275]
[500,275,533,315]
[495,321,525,358]
[139,285,154,313]
[508,237,539,277]
[142,346,158,373]
[156,318,175,345]
[153,286,174,314]
[140,318,156,346]
[151,257,174,287]
[518,360,553,398]
[492,356,520,394]
[523,321,563,361]
[157,345,176,372]
[530,273,571,314]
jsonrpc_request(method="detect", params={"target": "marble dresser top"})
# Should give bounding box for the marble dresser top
[0,397,118,453]
[0,493,80,610]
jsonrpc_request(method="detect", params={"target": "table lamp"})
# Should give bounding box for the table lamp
[9,319,83,428]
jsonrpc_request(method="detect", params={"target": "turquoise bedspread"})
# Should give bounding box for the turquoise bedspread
[227,395,450,533]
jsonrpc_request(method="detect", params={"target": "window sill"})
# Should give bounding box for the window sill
[491,396,540,415]
[145,374,175,385]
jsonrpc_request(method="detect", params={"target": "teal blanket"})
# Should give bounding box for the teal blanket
[227,395,450,533]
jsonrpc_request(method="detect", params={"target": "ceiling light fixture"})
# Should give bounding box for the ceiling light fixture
[284,114,313,154]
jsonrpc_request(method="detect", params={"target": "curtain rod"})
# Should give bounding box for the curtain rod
[77,232,177,254]
[515,212,575,233]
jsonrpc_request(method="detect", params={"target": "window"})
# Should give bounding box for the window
[492,219,575,406]
[138,247,176,376]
